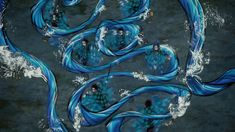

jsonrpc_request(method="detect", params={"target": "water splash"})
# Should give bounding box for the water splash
[73,106,82,132]
[186,50,210,78]
[176,67,186,84]
[97,5,106,13]
[132,71,150,82]
[203,2,225,28]
[72,76,87,85]
[53,44,66,60]
[119,89,130,97]
[168,95,191,119]
[186,50,204,78]
[2,0,233,131]
[204,51,210,65]
[0,46,44,79]
[184,20,190,32]
[44,27,56,37]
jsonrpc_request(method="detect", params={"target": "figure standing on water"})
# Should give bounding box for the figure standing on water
[44,1,69,29]
[143,100,155,132]
[145,40,171,74]
[116,28,126,50]
[133,97,172,132]
[104,28,127,51]
[91,84,109,109]
[73,38,102,66]
[44,3,69,46]
[75,39,90,65]
[51,6,69,29]
[133,99,156,132]
[82,84,111,112]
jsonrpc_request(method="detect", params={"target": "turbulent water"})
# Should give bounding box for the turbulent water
[0,46,43,79]
[0,0,235,132]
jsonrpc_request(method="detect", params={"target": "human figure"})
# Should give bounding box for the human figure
[104,28,126,51]
[146,11,154,24]
[82,84,110,112]
[145,40,171,74]
[51,6,69,29]
[133,97,172,132]
[57,10,69,29]
[90,84,109,109]
[152,40,161,52]
[143,100,155,131]
[116,28,126,50]
[153,40,171,60]
[44,4,69,46]
[137,26,149,44]
[74,38,102,66]
[132,99,157,132]
[76,39,90,65]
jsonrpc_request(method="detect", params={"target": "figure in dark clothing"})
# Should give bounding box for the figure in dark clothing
[143,100,155,131]
[76,39,90,65]
[91,84,109,109]
[153,40,160,51]
[145,40,171,74]
[104,28,127,51]
[44,4,69,29]
[81,83,110,112]
[116,28,126,50]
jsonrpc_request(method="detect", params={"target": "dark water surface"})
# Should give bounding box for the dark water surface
[0,0,235,131]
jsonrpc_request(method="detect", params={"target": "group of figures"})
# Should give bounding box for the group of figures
[0,0,235,132]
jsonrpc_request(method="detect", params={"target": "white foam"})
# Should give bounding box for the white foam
[44,25,55,37]
[132,72,150,82]
[53,44,66,60]
[135,34,144,45]
[73,106,82,132]
[168,95,190,119]
[72,76,87,85]
[0,46,43,79]
[139,8,151,21]
[96,5,106,13]
[186,50,204,78]
[203,2,225,28]
[184,20,190,32]
[119,89,130,97]
[99,27,108,41]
